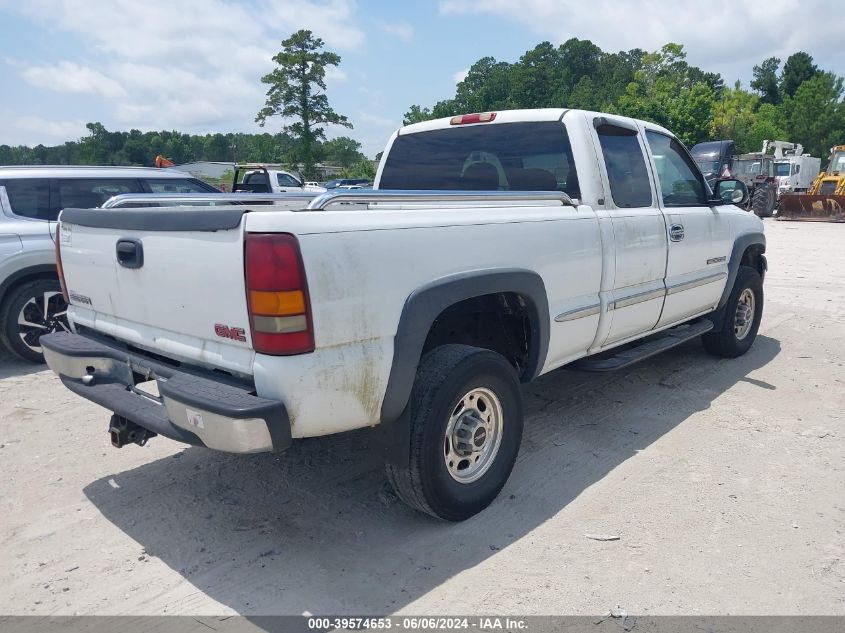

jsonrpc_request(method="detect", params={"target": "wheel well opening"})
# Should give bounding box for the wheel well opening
[740,244,766,277]
[1,270,58,308]
[422,292,533,379]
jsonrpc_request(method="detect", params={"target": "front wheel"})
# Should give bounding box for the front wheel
[385,344,523,521]
[0,279,69,363]
[702,265,763,358]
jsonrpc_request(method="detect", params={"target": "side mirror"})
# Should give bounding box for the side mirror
[713,178,749,206]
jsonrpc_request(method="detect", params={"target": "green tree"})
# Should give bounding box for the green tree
[511,42,563,108]
[710,81,759,150]
[780,51,818,98]
[750,57,780,105]
[782,72,845,157]
[321,136,365,168]
[615,43,717,142]
[256,29,352,179]
[668,83,716,146]
[745,103,789,152]
[342,157,375,179]
[402,104,434,125]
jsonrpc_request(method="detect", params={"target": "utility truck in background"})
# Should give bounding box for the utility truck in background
[763,140,821,200]
[41,109,766,520]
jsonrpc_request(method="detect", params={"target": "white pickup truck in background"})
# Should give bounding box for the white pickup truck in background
[42,108,765,521]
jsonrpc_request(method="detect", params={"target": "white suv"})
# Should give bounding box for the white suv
[0,166,220,362]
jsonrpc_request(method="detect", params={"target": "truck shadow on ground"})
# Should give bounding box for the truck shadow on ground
[83,335,779,617]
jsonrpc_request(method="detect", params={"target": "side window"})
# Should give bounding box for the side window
[57,179,141,210]
[595,122,653,208]
[2,179,52,220]
[645,131,707,207]
[277,173,301,187]
[145,178,213,193]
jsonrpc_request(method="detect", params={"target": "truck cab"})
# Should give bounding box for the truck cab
[690,139,735,187]
[232,165,326,194]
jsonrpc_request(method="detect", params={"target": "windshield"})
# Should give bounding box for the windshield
[831,151,845,173]
[379,121,580,198]
[775,162,791,177]
[695,160,721,174]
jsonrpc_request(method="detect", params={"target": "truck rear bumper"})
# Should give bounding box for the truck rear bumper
[40,331,290,454]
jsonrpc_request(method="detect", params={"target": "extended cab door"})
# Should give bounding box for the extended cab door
[589,115,667,348]
[642,128,730,327]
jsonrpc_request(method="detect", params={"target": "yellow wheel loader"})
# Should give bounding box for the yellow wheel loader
[778,145,845,221]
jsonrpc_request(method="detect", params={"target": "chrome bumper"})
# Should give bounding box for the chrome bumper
[41,331,290,454]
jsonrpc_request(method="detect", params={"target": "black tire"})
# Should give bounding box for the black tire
[702,266,763,358]
[0,279,68,363]
[751,183,776,217]
[385,344,523,521]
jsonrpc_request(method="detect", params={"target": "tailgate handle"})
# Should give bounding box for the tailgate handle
[116,238,144,269]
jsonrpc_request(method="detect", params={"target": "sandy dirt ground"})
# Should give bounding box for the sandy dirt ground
[0,219,842,617]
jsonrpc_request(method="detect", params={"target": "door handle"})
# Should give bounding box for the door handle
[116,238,144,269]
[669,224,685,242]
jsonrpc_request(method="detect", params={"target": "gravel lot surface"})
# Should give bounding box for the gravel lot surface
[0,219,842,616]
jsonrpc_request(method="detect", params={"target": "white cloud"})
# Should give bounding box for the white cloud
[452,68,469,84]
[379,20,413,42]
[357,112,400,128]
[0,112,89,145]
[325,66,348,83]
[5,0,365,134]
[438,0,844,83]
[22,61,126,98]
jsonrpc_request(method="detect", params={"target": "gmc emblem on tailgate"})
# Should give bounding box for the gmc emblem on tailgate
[214,324,246,342]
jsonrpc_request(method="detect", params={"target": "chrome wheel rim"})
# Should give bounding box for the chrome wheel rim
[444,387,503,484]
[734,288,755,340]
[17,291,69,353]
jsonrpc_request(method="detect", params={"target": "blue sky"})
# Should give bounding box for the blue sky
[1,0,843,157]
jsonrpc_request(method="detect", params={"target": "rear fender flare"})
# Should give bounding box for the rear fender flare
[375,268,549,466]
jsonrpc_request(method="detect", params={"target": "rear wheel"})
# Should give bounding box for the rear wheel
[702,265,763,358]
[0,279,69,363]
[385,344,523,521]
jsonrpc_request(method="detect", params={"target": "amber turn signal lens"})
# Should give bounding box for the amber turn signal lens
[249,290,305,316]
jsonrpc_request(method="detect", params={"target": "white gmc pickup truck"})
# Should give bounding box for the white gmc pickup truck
[42,108,766,521]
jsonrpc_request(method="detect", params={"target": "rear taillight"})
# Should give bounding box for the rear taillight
[55,225,69,302]
[245,233,314,355]
[450,112,497,125]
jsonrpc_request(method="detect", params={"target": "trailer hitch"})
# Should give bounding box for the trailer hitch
[109,414,157,448]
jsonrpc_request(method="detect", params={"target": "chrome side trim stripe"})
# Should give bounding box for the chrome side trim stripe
[666,272,727,296]
[608,288,665,311]
[555,303,601,322]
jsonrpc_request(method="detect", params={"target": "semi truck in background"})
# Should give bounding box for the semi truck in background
[690,140,735,187]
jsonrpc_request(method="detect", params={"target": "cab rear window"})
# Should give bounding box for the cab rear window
[379,121,580,199]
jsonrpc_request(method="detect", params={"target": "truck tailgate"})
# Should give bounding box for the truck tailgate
[58,207,254,375]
